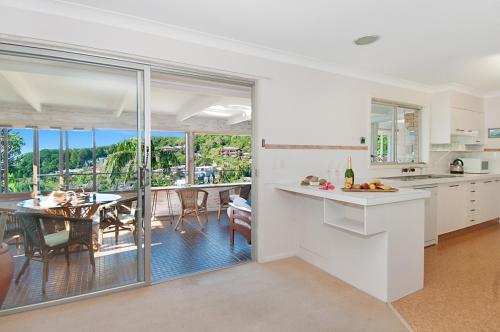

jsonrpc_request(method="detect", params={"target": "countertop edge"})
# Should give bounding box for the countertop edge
[275,183,429,206]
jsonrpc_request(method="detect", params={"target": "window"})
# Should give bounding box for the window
[39,129,62,192]
[151,131,186,186]
[193,133,251,184]
[371,100,420,164]
[95,129,138,192]
[0,127,34,192]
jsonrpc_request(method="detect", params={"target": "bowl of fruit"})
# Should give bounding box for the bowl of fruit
[343,179,397,192]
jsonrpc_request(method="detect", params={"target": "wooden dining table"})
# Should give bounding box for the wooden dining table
[17,193,122,218]
[17,193,122,250]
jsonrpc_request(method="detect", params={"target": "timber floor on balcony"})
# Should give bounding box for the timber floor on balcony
[2,212,252,310]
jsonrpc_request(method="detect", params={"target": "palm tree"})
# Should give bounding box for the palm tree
[105,139,138,184]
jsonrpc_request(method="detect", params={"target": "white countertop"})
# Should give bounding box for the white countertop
[275,183,429,206]
[382,173,500,188]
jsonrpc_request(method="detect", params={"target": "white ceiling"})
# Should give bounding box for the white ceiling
[46,0,500,95]
[0,54,252,126]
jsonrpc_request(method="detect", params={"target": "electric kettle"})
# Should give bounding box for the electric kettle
[450,159,464,174]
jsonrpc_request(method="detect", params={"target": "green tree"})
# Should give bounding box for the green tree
[104,139,138,184]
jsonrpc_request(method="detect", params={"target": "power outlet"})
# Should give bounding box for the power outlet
[360,137,366,144]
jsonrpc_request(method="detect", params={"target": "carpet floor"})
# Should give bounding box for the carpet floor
[0,257,407,332]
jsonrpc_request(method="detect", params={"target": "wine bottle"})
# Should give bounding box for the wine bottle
[344,156,354,188]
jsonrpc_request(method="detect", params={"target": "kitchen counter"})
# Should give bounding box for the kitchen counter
[383,173,500,188]
[276,183,429,206]
[276,183,427,302]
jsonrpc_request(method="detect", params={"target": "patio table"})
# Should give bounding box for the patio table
[17,193,122,218]
[17,193,122,250]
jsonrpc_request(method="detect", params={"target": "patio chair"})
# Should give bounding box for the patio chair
[100,197,138,245]
[175,188,208,231]
[217,187,239,221]
[228,200,252,245]
[0,209,23,250]
[238,184,252,200]
[15,212,95,294]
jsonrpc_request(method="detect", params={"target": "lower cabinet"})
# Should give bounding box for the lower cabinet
[437,178,500,235]
[437,183,467,235]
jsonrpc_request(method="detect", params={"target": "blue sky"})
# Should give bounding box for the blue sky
[14,129,184,153]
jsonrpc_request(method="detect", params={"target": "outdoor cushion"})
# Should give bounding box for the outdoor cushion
[233,196,251,211]
[234,219,251,229]
[44,230,70,247]
[117,213,135,224]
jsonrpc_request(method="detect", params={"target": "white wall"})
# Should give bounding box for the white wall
[483,96,500,170]
[0,6,434,262]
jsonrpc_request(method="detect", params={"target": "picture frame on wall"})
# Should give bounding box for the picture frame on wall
[488,128,500,138]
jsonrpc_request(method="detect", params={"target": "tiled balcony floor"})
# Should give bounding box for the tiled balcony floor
[2,211,252,310]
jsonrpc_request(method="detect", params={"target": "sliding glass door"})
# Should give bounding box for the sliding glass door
[0,44,150,312]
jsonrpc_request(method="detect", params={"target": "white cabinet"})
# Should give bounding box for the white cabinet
[436,178,500,236]
[450,108,483,143]
[465,181,482,226]
[413,185,438,246]
[437,183,467,235]
[451,179,500,229]
[431,91,484,145]
[478,180,498,223]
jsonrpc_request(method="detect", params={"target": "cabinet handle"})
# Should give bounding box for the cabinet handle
[470,209,476,212]
[484,181,492,183]
[471,200,476,202]
[449,184,459,187]
[456,129,465,132]
[470,190,476,192]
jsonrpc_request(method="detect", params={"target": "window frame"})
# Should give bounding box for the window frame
[370,99,422,165]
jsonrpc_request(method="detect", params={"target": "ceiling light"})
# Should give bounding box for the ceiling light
[354,35,380,46]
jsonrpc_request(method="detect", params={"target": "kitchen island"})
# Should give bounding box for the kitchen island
[276,184,429,302]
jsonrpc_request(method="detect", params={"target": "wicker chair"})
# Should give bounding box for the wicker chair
[228,202,252,245]
[15,212,95,294]
[175,188,208,231]
[217,187,239,221]
[99,197,138,245]
[238,184,252,200]
[0,209,23,250]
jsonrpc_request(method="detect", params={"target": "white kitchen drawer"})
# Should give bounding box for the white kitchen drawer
[468,182,478,190]
[467,199,478,210]
[467,206,478,214]
[468,188,478,199]
[467,216,479,225]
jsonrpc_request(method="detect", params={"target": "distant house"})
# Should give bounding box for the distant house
[221,146,241,157]
[160,145,177,152]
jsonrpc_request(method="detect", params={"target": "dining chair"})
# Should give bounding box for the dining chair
[217,187,239,221]
[100,197,138,245]
[0,209,23,250]
[228,201,252,245]
[15,212,95,294]
[238,184,252,200]
[175,188,208,231]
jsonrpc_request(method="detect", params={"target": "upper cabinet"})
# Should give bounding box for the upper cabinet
[431,91,484,146]
[450,108,484,143]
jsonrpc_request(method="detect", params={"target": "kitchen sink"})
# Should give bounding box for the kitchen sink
[381,174,463,181]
